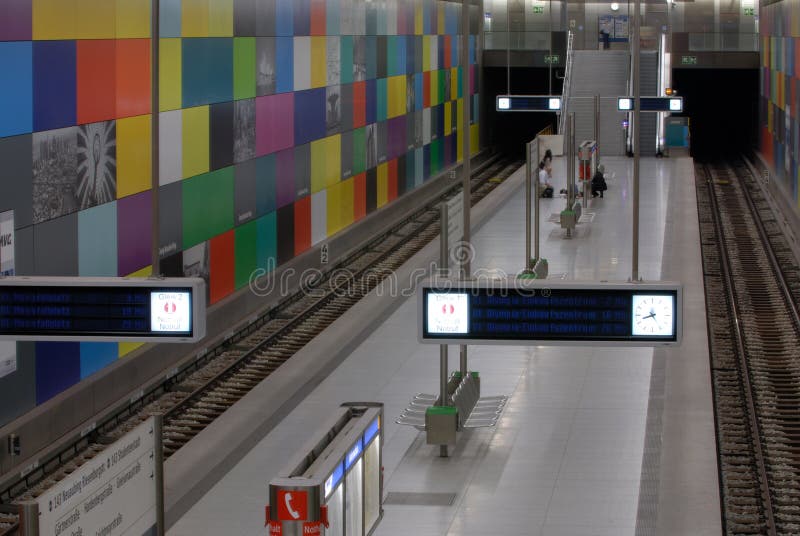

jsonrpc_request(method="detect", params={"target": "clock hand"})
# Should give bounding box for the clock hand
[642,313,656,321]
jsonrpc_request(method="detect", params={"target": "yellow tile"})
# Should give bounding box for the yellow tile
[471,124,479,155]
[444,101,452,136]
[326,181,341,234]
[339,177,354,230]
[311,138,327,193]
[438,5,445,34]
[325,135,341,188]
[182,106,210,179]
[159,39,182,112]
[208,0,234,37]
[415,1,423,35]
[311,36,327,88]
[117,115,153,198]
[451,67,459,101]
[388,75,406,118]
[182,0,209,37]
[76,0,116,38]
[430,69,439,106]
[377,162,388,207]
[33,0,77,40]
[116,0,150,38]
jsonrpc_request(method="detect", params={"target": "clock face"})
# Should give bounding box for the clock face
[631,294,675,337]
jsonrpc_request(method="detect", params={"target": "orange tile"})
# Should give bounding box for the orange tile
[310,0,326,36]
[77,40,116,124]
[353,172,366,221]
[210,231,235,304]
[116,38,151,119]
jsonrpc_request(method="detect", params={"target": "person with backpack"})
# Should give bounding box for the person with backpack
[591,164,608,198]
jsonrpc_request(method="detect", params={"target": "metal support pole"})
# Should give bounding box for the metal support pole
[151,0,161,275]
[632,0,641,281]
[525,144,532,271]
[154,414,165,536]
[19,501,38,536]
[594,94,600,163]
[460,0,471,380]
[439,204,449,458]
[534,150,541,261]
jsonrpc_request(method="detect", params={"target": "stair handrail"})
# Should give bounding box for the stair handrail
[558,31,575,136]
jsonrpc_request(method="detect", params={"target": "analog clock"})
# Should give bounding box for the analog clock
[631,294,675,336]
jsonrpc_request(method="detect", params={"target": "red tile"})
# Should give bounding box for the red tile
[443,36,451,69]
[116,38,151,119]
[210,231,235,304]
[423,71,431,108]
[388,158,398,202]
[294,196,311,254]
[310,0,326,35]
[77,40,116,124]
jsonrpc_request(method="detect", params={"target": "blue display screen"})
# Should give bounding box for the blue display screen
[0,286,193,338]
[422,287,678,343]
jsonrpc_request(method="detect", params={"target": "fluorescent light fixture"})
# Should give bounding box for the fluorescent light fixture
[669,98,682,111]
[498,97,511,110]
[611,2,619,10]
[618,98,632,111]
[548,97,561,110]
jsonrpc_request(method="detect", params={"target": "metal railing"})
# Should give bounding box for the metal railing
[558,31,574,135]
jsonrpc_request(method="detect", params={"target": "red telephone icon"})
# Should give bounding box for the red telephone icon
[276,490,308,521]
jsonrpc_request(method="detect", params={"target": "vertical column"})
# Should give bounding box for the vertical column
[154,414,165,536]
[460,0,471,378]
[632,0,641,281]
[439,204,449,458]
[151,0,161,275]
[525,142,532,271]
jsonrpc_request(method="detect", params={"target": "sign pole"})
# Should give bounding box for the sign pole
[632,0,641,281]
[525,142,532,271]
[154,414,165,536]
[151,0,161,275]
[460,0,472,379]
[439,203,449,458]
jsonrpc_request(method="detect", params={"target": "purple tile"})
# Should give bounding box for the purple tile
[388,115,406,161]
[256,92,294,156]
[0,0,31,41]
[275,147,295,208]
[117,190,153,275]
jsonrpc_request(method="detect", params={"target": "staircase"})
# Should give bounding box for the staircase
[638,51,659,155]
[566,50,630,156]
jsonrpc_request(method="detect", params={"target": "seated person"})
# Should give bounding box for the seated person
[538,161,554,198]
[591,165,608,198]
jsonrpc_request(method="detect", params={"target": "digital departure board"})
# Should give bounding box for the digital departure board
[418,280,682,346]
[496,95,562,112]
[617,96,683,112]
[0,277,206,342]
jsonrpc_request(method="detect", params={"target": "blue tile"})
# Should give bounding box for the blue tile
[276,0,294,36]
[0,42,32,138]
[276,36,294,93]
[33,41,76,132]
[78,202,118,276]
[256,154,277,216]
[80,343,118,379]
[160,0,182,37]
[35,342,80,404]
[294,88,326,145]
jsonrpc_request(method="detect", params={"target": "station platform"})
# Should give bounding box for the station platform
[167,156,720,536]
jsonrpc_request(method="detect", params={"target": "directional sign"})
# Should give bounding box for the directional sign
[681,55,698,65]
[0,277,206,342]
[418,280,682,346]
[497,95,562,112]
[618,96,683,112]
[544,54,560,64]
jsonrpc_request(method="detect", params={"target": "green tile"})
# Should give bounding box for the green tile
[340,36,353,85]
[256,212,277,273]
[377,78,387,122]
[352,127,365,175]
[183,168,235,250]
[234,37,256,101]
[235,219,258,289]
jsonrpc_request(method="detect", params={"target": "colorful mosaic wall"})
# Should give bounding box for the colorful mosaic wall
[760,0,800,202]
[0,0,480,416]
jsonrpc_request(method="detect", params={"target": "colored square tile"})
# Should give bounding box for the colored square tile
[77,40,117,125]
[117,190,152,275]
[0,135,33,228]
[116,0,150,38]
[276,0,293,36]
[0,0,32,41]
[234,99,256,163]
[208,0,234,37]
[80,343,118,379]
[256,93,294,155]
[33,40,76,131]
[158,180,182,258]
[33,212,78,275]
[294,195,311,254]
[255,154,277,216]
[276,203,294,264]
[116,38,151,119]
[294,36,311,91]
[159,0,181,37]
[234,37,256,100]
[310,189,326,245]
[210,101,234,171]
[159,110,183,185]
[76,0,115,39]
[276,36,294,93]
[234,159,257,224]
[209,230,235,304]
[275,147,295,208]
[159,38,182,111]
[234,219,257,289]
[35,342,79,404]
[182,0,209,37]
[234,0,257,36]
[32,0,76,40]
[0,42,33,138]
[294,88,326,146]
[256,211,277,272]
[117,115,151,198]
[182,167,234,249]
[78,201,118,276]
[182,105,210,179]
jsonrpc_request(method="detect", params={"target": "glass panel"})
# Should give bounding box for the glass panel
[364,437,381,532]
[345,459,363,536]
[326,485,344,536]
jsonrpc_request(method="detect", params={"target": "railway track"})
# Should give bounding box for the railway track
[697,158,800,535]
[0,154,522,514]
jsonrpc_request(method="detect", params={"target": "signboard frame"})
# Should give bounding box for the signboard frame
[496,95,562,112]
[418,279,683,346]
[0,277,206,343]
